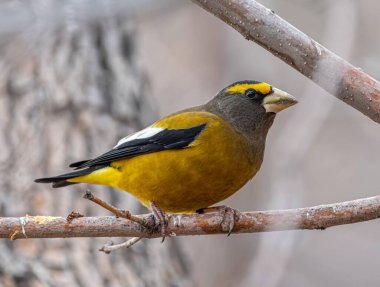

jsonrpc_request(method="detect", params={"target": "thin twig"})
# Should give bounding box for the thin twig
[1,195,380,239]
[191,0,380,123]
[99,237,142,253]
[84,190,146,226]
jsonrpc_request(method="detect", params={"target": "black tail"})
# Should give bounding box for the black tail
[35,165,105,188]
[69,159,91,169]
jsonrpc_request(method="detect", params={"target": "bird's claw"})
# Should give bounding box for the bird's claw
[218,206,240,236]
[196,205,240,236]
[150,201,169,242]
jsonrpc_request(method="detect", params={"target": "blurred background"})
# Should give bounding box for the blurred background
[0,0,380,286]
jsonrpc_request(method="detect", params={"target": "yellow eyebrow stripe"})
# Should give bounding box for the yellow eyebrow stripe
[226,83,271,95]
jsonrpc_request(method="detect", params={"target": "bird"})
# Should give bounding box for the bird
[35,80,297,236]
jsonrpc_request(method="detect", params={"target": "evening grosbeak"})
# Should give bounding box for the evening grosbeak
[35,80,297,236]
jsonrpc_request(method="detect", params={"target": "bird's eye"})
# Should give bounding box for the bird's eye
[245,89,263,102]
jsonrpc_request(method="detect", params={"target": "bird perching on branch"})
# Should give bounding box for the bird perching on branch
[35,80,297,238]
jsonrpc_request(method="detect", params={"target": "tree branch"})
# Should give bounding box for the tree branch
[191,0,380,123]
[1,195,380,239]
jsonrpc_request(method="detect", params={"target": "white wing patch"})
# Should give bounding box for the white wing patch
[114,127,164,148]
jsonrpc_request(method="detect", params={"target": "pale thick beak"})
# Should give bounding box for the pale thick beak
[262,87,298,113]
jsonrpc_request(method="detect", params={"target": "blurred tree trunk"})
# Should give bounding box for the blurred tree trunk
[0,7,191,287]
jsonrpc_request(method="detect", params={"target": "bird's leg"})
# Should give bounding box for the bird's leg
[83,190,145,226]
[196,205,240,236]
[150,201,169,242]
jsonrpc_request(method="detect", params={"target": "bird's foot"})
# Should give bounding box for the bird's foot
[196,205,240,236]
[83,191,170,243]
[150,201,169,242]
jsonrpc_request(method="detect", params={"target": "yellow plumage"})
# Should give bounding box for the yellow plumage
[36,81,297,218]
[69,111,257,213]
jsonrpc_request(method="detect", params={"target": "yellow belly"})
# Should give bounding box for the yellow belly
[71,112,260,213]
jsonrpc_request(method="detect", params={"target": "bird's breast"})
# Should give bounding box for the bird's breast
[115,112,261,213]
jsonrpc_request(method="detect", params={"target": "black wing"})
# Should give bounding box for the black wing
[70,123,207,170]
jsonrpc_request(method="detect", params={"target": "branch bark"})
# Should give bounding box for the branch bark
[2,195,380,239]
[191,0,380,123]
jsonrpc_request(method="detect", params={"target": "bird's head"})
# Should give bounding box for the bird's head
[222,80,297,114]
[206,80,297,141]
